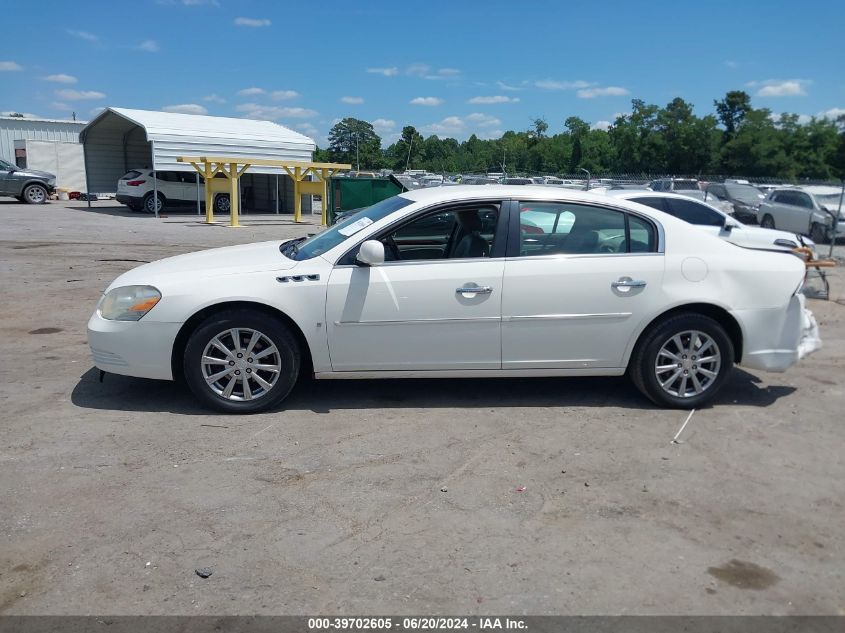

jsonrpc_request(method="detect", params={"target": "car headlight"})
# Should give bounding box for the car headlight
[97,285,161,321]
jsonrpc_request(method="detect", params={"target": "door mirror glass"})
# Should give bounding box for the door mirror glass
[356,240,385,266]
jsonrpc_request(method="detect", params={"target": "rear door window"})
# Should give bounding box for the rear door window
[664,198,724,226]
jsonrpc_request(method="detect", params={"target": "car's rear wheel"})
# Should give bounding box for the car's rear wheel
[143,192,164,214]
[22,183,48,204]
[629,313,734,408]
[183,310,300,413]
[214,194,230,214]
[810,222,828,244]
[760,214,775,229]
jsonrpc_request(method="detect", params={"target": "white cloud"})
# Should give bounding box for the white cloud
[271,90,300,101]
[465,112,501,127]
[1,111,39,118]
[467,95,519,104]
[372,118,396,135]
[479,129,504,140]
[0,61,23,72]
[137,39,160,52]
[50,102,72,111]
[577,86,630,98]
[535,79,593,90]
[422,116,465,136]
[592,120,612,131]
[234,17,271,27]
[437,68,460,77]
[67,29,98,41]
[820,107,845,119]
[366,67,399,76]
[237,87,265,96]
[235,103,317,120]
[340,96,364,104]
[406,63,431,77]
[43,73,77,83]
[497,81,522,91]
[163,103,208,115]
[750,79,810,97]
[410,97,444,106]
[203,93,226,103]
[293,123,319,139]
[56,89,106,100]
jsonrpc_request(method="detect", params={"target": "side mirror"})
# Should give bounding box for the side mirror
[356,240,385,266]
[723,218,739,232]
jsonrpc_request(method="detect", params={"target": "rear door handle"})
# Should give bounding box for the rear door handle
[456,285,493,295]
[611,277,647,289]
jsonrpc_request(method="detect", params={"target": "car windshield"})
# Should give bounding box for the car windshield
[0,158,15,170]
[672,180,699,191]
[725,184,764,204]
[281,195,415,261]
[816,194,843,209]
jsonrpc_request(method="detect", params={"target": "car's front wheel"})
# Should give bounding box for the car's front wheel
[22,183,49,204]
[810,222,828,244]
[760,214,775,229]
[183,310,300,413]
[629,313,734,408]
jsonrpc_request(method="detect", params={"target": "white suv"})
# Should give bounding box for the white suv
[116,169,230,214]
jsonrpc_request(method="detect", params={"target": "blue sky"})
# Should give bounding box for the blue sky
[2,0,843,146]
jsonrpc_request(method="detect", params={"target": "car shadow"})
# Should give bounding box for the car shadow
[70,366,795,416]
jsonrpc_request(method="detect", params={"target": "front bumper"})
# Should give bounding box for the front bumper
[735,293,821,373]
[87,312,181,380]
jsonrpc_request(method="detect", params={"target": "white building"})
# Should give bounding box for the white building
[0,115,88,190]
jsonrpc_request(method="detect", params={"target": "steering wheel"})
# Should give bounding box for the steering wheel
[383,237,401,261]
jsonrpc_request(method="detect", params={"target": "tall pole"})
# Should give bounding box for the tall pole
[195,172,201,215]
[405,136,413,172]
[355,133,360,173]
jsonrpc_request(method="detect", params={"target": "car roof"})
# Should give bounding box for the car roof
[398,184,617,205]
[606,190,709,202]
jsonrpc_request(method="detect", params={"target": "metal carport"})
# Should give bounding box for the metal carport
[79,107,316,215]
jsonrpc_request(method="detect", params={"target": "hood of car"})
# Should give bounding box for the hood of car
[107,240,299,290]
[16,168,55,180]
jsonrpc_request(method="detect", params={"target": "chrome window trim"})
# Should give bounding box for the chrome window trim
[332,256,507,269]
[503,252,663,262]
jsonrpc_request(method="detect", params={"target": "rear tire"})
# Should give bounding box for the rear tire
[214,194,230,214]
[183,310,300,413]
[143,192,164,214]
[629,313,734,409]
[22,184,48,204]
[760,214,775,229]
[810,222,828,244]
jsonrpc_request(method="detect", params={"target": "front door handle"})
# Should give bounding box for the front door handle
[456,285,493,295]
[611,277,647,289]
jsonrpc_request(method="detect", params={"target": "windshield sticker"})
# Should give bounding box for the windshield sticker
[338,216,374,236]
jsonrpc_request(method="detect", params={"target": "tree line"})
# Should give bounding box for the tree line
[315,91,845,181]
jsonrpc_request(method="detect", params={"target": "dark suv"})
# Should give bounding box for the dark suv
[0,158,56,204]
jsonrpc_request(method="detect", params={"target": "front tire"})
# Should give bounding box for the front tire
[810,222,828,244]
[629,313,734,409]
[22,184,48,204]
[183,310,300,413]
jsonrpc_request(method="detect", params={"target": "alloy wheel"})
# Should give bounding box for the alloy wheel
[26,186,46,203]
[654,330,721,398]
[201,328,282,401]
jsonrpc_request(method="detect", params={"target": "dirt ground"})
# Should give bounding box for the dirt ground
[1,200,843,615]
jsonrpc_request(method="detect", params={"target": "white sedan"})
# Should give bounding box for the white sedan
[606,190,817,254]
[88,186,819,413]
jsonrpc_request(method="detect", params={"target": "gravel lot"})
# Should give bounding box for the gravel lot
[1,200,844,615]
